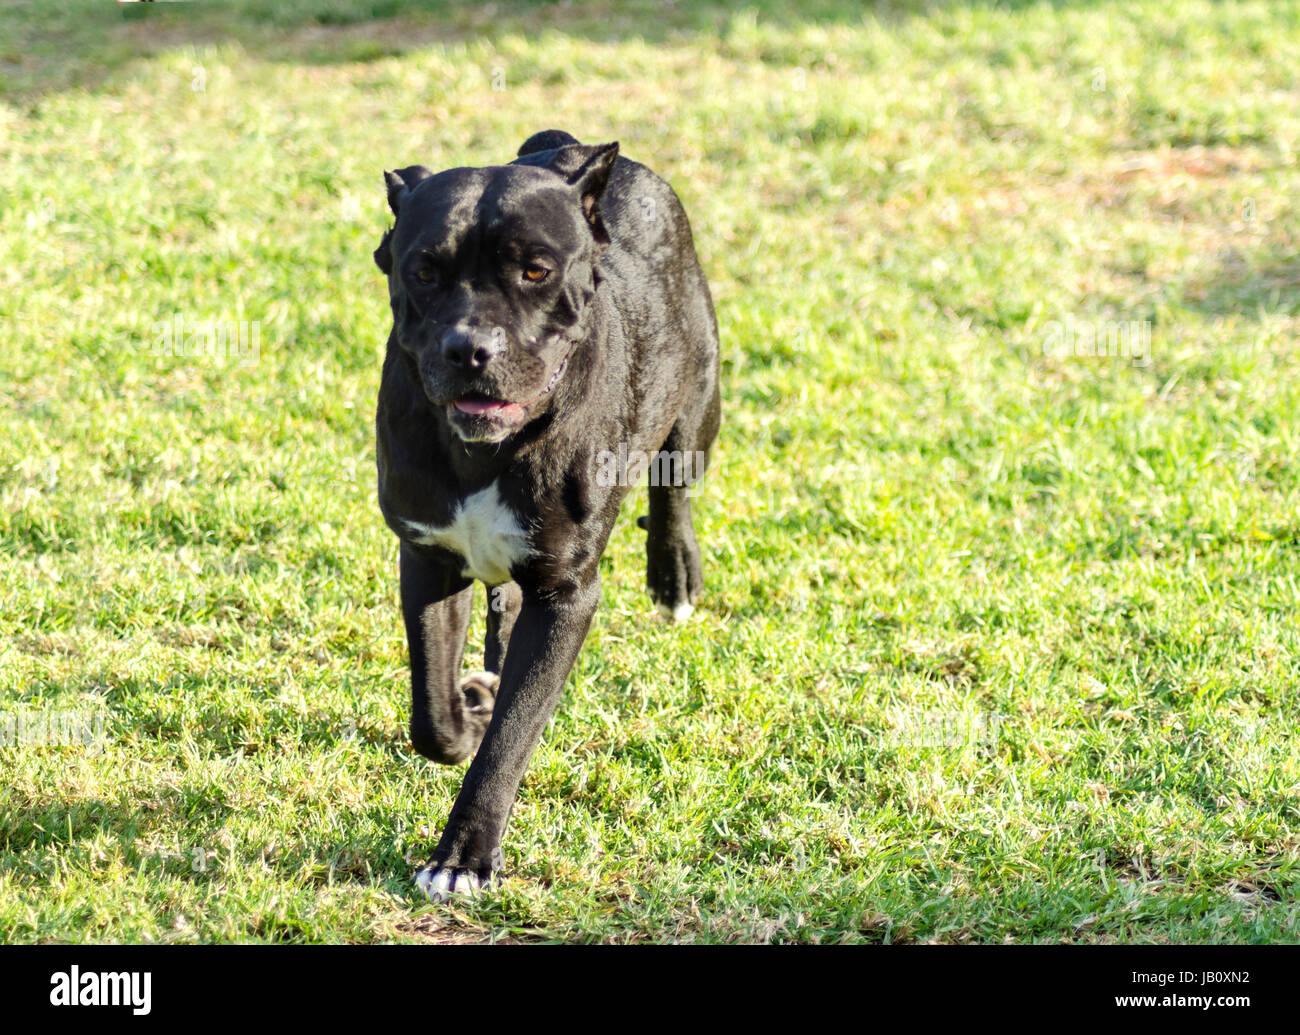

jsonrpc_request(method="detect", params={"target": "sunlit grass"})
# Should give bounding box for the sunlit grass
[1,0,1298,943]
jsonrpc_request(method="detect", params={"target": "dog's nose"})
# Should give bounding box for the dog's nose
[440,326,502,370]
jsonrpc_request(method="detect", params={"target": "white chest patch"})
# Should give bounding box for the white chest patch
[402,483,532,585]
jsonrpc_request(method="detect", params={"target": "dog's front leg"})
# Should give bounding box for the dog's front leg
[416,577,601,900]
[400,542,493,765]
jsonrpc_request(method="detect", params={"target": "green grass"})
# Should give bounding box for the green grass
[1,0,1298,943]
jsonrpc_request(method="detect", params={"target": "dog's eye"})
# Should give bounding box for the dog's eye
[415,267,437,284]
[522,265,550,283]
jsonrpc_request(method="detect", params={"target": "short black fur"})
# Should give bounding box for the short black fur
[373,130,721,896]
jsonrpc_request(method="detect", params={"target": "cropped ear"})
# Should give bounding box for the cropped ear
[384,171,407,217]
[565,142,619,245]
[373,226,394,275]
[517,128,580,157]
[383,165,433,215]
[376,165,434,274]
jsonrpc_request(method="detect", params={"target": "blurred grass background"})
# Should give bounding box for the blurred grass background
[0,0,1298,942]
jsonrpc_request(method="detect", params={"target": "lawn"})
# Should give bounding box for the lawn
[1,0,1298,943]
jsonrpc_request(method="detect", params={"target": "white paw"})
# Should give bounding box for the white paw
[415,865,486,902]
[656,601,694,622]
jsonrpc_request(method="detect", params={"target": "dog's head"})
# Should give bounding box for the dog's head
[374,141,619,444]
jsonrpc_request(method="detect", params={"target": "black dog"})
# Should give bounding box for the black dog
[373,130,720,898]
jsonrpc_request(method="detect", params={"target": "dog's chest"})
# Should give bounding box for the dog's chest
[402,483,531,585]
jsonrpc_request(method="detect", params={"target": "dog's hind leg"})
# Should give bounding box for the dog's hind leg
[400,542,494,763]
[644,376,721,621]
[456,581,522,718]
[482,580,522,682]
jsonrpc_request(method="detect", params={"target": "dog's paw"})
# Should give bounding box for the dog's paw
[646,532,703,622]
[415,864,492,902]
[459,670,499,717]
[655,601,695,622]
[414,845,504,903]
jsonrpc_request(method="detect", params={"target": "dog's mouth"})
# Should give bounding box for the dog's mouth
[452,394,526,422]
[447,355,570,436]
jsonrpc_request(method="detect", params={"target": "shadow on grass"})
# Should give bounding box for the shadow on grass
[0,786,412,892]
[1180,248,1300,321]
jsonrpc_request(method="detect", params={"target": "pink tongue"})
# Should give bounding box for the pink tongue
[455,398,523,420]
